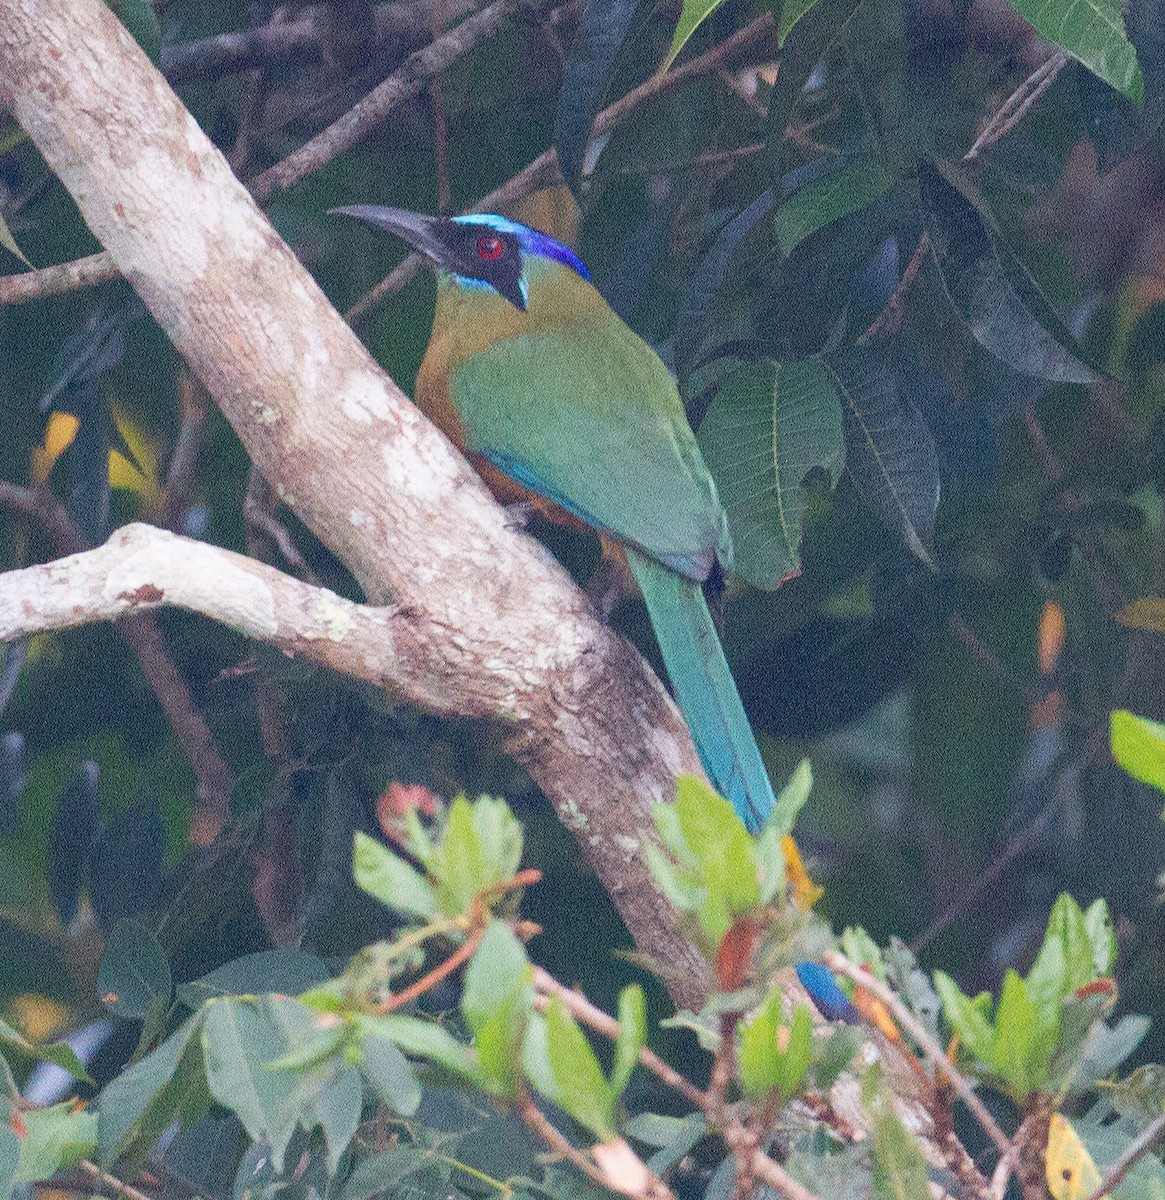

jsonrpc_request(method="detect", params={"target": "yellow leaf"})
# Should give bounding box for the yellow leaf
[30,413,80,484]
[1046,1113,1108,1200]
[9,993,68,1042]
[108,400,161,511]
[1116,596,1165,634]
[782,834,823,911]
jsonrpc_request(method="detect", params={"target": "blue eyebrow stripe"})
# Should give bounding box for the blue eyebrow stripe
[452,213,591,282]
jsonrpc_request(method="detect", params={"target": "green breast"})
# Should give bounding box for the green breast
[444,261,731,580]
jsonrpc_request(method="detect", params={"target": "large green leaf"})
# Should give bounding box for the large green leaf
[826,348,939,564]
[775,160,897,256]
[926,163,1100,384]
[98,1013,206,1163]
[1003,0,1142,99]
[177,950,329,1009]
[556,0,644,189]
[16,1104,97,1183]
[98,917,171,1021]
[1111,709,1165,796]
[699,357,845,588]
[201,999,300,1172]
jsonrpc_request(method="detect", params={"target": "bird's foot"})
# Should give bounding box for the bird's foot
[501,499,537,532]
[503,500,537,530]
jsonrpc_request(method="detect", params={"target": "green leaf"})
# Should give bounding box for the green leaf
[1084,899,1117,977]
[777,1002,813,1097]
[1027,894,1109,1015]
[626,1112,707,1173]
[933,972,994,1066]
[352,831,438,921]
[673,775,761,945]
[739,988,784,1099]
[461,922,531,1097]
[201,999,300,1171]
[340,1148,444,1200]
[989,970,1041,1101]
[98,1012,205,1162]
[16,1103,97,1182]
[427,796,523,916]
[0,1020,91,1084]
[739,993,812,1100]
[0,1126,18,1200]
[610,985,646,1099]
[813,1025,860,1090]
[98,917,171,1021]
[926,163,1099,384]
[304,1064,361,1174]
[544,996,615,1140]
[1002,0,1142,99]
[352,1030,419,1116]
[356,1014,478,1078]
[840,927,886,979]
[699,358,844,589]
[775,160,897,256]
[177,949,329,1009]
[870,1101,930,1200]
[777,0,823,43]
[554,0,642,191]
[1116,597,1165,633]
[665,0,729,68]
[827,347,939,566]
[1111,710,1165,796]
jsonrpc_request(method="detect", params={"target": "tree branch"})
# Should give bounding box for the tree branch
[0,0,709,1004]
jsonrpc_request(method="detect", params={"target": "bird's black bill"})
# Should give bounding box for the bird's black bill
[328,205,450,265]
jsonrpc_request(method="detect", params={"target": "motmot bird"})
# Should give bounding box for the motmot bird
[333,206,776,832]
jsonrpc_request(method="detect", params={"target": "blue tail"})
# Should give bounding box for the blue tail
[627,550,774,832]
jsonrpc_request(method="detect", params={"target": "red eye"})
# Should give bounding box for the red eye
[477,235,504,261]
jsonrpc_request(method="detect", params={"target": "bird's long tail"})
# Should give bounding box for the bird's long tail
[627,549,774,832]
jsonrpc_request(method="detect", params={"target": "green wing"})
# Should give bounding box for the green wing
[450,317,730,580]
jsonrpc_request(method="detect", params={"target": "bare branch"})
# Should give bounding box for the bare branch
[824,951,1015,1166]
[0,250,118,304]
[161,0,481,83]
[248,0,560,202]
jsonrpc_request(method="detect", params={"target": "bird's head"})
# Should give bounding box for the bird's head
[330,206,590,314]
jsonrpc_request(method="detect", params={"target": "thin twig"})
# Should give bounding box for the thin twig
[344,11,776,323]
[1085,1110,1165,1200]
[249,0,551,202]
[531,967,707,1109]
[964,50,1070,161]
[863,232,932,340]
[157,370,212,533]
[0,0,550,306]
[0,251,119,305]
[79,1159,156,1200]
[374,923,485,1013]
[823,952,1015,1165]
